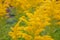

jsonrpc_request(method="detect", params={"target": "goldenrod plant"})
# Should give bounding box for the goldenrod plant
[0,0,60,40]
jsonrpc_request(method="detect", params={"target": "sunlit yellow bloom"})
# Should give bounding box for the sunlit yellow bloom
[7,0,60,40]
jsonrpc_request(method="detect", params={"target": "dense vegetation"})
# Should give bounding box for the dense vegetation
[0,0,60,40]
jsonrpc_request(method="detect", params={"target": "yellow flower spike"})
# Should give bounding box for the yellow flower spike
[11,26,24,31]
[9,26,26,39]
[26,10,51,28]
[8,15,29,39]
[9,26,25,39]
[10,16,26,31]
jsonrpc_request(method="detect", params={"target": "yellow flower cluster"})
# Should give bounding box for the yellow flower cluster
[8,7,53,40]
[0,0,8,16]
[7,0,60,40]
